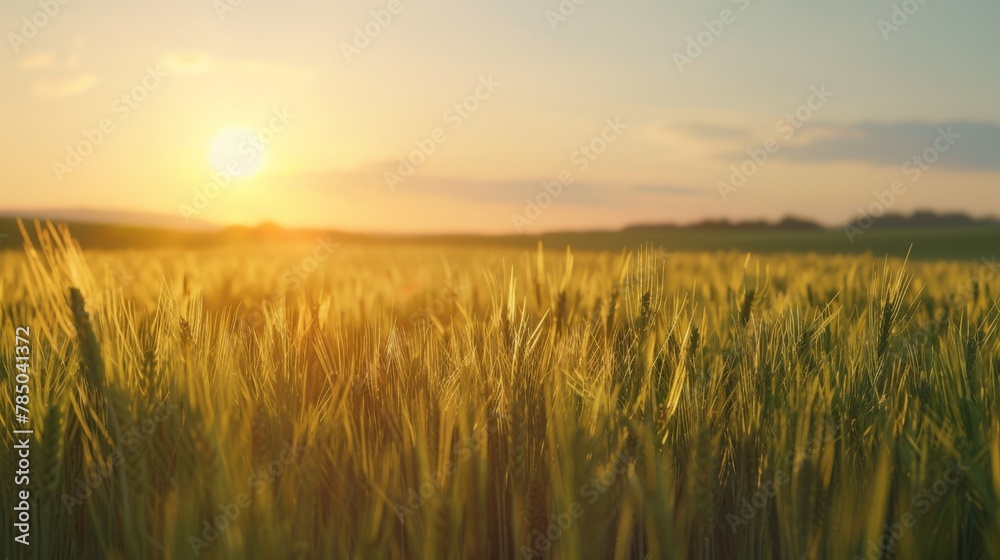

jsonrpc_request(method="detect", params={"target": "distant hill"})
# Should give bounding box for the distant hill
[846,210,1000,229]
[0,208,218,232]
[0,217,365,251]
[1,209,998,261]
[623,216,825,232]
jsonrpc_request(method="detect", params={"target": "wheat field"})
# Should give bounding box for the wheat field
[1,222,999,559]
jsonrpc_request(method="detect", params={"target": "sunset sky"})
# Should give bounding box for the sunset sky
[1,0,998,234]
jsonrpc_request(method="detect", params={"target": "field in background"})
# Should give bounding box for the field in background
[1,222,999,559]
[2,216,999,261]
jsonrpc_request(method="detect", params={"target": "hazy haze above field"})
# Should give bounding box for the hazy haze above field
[1,0,998,233]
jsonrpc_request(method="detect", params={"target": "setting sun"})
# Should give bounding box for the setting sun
[208,128,265,179]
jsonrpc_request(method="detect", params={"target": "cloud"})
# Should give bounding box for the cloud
[160,52,214,74]
[673,122,750,141]
[19,53,55,70]
[30,74,98,97]
[287,165,708,206]
[778,121,1000,171]
[399,176,622,205]
[315,165,615,204]
[630,184,710,196]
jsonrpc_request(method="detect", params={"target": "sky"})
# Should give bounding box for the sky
[1,0,998,234]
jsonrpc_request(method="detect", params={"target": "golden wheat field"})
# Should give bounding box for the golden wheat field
[1,223,999,560]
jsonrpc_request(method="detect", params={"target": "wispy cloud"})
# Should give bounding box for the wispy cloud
[20,53,55,70]
[630,184,710,196]
[30,74,98,98]
[287,165,708,206]
[156,53,314,81]
[160,52,214,75]
[673,122,750,141]
[778,121,1000,171]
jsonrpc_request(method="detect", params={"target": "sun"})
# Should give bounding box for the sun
[208,128,265,179]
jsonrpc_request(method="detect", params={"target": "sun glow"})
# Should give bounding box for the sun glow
[208,128,266,179]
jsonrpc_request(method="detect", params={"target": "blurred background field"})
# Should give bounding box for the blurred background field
[2,214,999,261]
